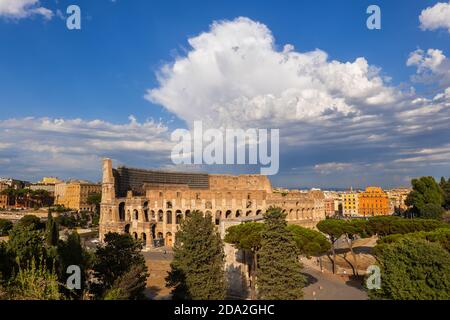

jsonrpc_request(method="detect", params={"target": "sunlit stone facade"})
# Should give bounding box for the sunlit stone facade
[99,158,325,248]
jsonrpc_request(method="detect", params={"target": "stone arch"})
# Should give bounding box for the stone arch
[143,201,149,222]
[132,232,138,240]
[124,224,130,234]
[215,211,221,225]
[151,224,156,240]
[256,209,262,216]
[185,210,191,218]
[158,210,163,222]
[166,211,173,224]
[176,210,183,224]
[127,210,131,221]
[150,210,155,220]
[166,232,173,247]
[289,209,294,220]
[157,232,163,239]
[246,210,252,217]
[141,233,147,246]
[225,210,232,219]
[236,209,242,218]
[296,209,300,220]
[118,202,125,221]
[133,209,139,220]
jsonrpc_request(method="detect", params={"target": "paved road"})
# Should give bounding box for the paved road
[143,247,368,300]
[302,265,368,300]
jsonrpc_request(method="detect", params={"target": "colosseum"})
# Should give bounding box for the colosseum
[99,158,325,247]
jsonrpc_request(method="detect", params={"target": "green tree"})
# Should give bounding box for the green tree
[406,176,445,219]
[103,263,148,300]
[17,215,45,230]
[45,212,59,247]
[0,241,13,281]
[87,193,101,214]
[166,210,225,300]
[440,177,450,210]
[370,238,450,300]
[57,231,90,299]
[317,219,346,274]
[287,224,331,271]
[257,208,305,300]
[7,224,47,270]
[0,219,13,236]
[92,232,148,299]
[378,228,450,252]
[8,258,61,300]
[224,222,264,299]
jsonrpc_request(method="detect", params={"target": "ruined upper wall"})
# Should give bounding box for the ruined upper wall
[208,174,273,193]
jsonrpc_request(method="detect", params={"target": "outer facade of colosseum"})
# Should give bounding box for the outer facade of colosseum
[99,158,325,298]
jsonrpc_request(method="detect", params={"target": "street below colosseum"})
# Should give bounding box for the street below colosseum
[143,244,369,300]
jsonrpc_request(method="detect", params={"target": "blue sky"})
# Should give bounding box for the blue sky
[0,0,449,188]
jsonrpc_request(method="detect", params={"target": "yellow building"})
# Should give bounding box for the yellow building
[358,186,390,217]
[57,181,101,212]
[39,177,63,185]
[341,190,359,216]
[0,194,8,209]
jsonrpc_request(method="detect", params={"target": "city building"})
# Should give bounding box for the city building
[39,177,63,185]
[0,183,8,193]
[99,158,326,248]
[387,188,411,214]
[358,186,391,217]
[56,181,101,212]
[54,183,67,205]
[0,194,8,209]
[341,189,359,217]
[29,184,56,195]
[0,178,29,190]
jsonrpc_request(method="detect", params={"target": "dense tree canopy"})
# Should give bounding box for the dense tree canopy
[0,219,13,236]
[92,232,148,299]
[224,222,264,299]
[287,224,331,258]
[370,237,450,300]
[166,210,226,300]
[439,177,450,211]
[406,176,445,219]
[258,208,305,300]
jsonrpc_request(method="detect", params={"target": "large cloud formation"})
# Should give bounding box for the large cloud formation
[407,48,450,87]
[145,17,450,187]
[419,1,450,33]
[146,17,399,129]
[1,16,449,187]
[0,0,53,20]
[0,117,173,181]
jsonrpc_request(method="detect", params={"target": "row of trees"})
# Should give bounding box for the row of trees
[316,216,449,275]
[0,214,148,300]
[370,227,450,300]
[404,176,450,219]
[167,208,311,300]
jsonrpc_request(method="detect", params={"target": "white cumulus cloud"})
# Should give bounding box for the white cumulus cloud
[419,1,450,33]
[0,0,53,20]
[407,48,450,87]
[146,17,399,130]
